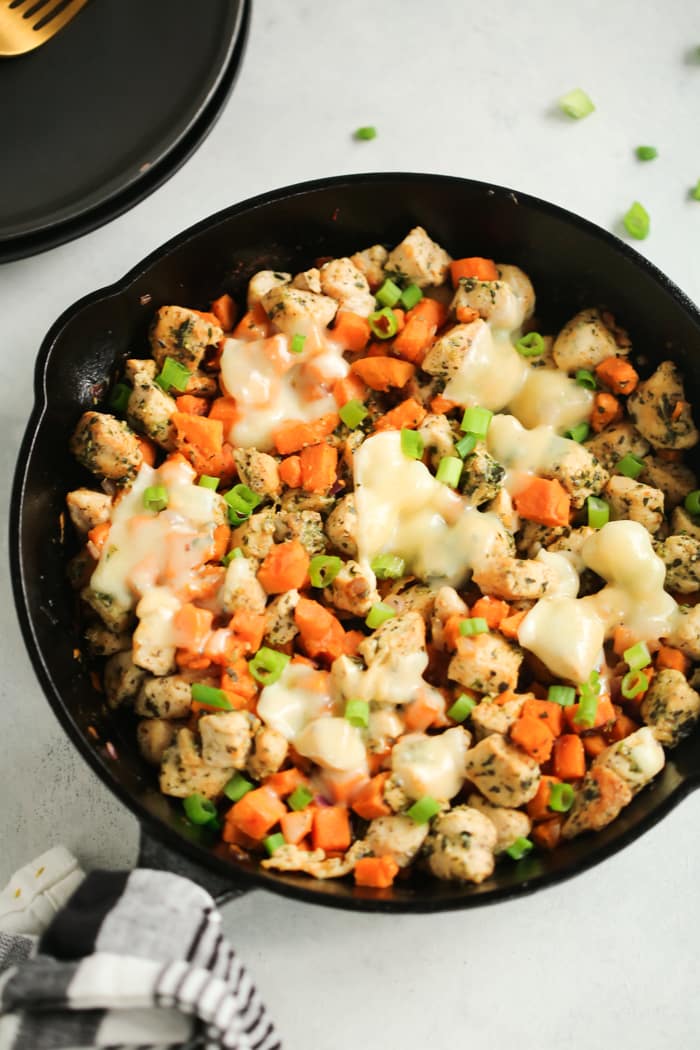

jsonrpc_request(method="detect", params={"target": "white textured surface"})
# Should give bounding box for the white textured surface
[2,1,700,1047]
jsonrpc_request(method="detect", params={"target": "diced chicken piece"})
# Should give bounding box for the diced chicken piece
[199,710,258,768]
[183,371,218,397]
[385,226,451,289]
[448,632,523,695]
[422,321,481,381]
[149,305,223,371]
[262,840,371,879]
[366,706,405,756]
[70,411,142,480]
[472,555,556,600]
[261,285,338,335]
[516,521,567,559]
[668,605,700,660]
[137,718,178,766]
[291,268,322,294]
[464,734,541,806]
[486,488,519,535]
[280,490,338,514]
[546,526,596,560]
[656,534,700,593]
[134,675,192,719]
[552,308,620,373]
[628,362,699,451]
[382,773,410,813]
[426,806,497,884]
[247,270,291,309]
[470,697,526,741]
[450,272,533,331]
[671,505,700,542]
[640,668,700,747]
[584,422,650,472]
[104,650,147,709]
[221,556,267,614]
[320,257,375,317]
[430,585,469,649]
[359,611,426,668]
[419,413,457,469]
[325,493,358,557]
[641,456,697,511]
[592,726,665,794]
[246,725,288,780]
[460,446,505,505]
[495,264,536,322]
[160,728,233,799]
[66,488,112,535]
[326,560,379,616]
[264,590,300,647]
[365,815,429,868]
[604,476,665,534]
[124,358,157,382]
[384,579,436,620]
[466,793,532,853]
[350,244,388,289]
[232,448,280,499]
[68,549,96,591]
[230,508,277,562]
[562,765,633,839]
[544,442,609,508]
[131,589,179,676]
[84,625,131,657]
[81,587,132,633]
[126,372,177,450]
[275,509,326,554]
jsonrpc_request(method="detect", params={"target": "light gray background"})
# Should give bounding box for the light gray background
[2,2,699,1047]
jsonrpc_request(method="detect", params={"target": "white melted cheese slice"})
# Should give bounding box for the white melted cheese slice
[391,728,470,801]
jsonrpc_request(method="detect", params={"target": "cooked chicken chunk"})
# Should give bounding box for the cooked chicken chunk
[584,422,650,472]
[562,765,633,839]
[70,411,142,480]
[516,521,568,559]
[135,675,192,719]
[126,372,177,450]
[291,268,322,294]
[137,718,179,766]
[472,555,556,601]
[84,625,131,657]
[160,728,233,799]
[359,611,426,668]
[66,488,112,535]
[324,493,358,557]
[200,710,258,768]
[104,651,147,709]
[131,590,179,676]
[149,305,222,372]
[466,793,532,853]
[604,475,664,534]
[496,264,536,321]
[426,806,497,883]
[552,308,620,373]
[385,226,451,288]
[233,448,281,499]
[656,534,700,593]
[230,508,277,562]
[641,456,698,511]
[545,526,596,561]
[449,632,523,695]
[451,274,532,330]
[261,285,337,335]
[366,706,405,756]
[350,244,388,289]
[422,321,483,380]
[275,509,326,554]
[460,446,505,505]
[365,815,429,867]
[470,697,526,741]
[544,442,609,508]
[592,726,665,794]
[124,357,157,382]
[247,270,291,309]
[326,560,379,616]
[464,734,541,806]
[320,257,375,317]
[262,840,371,879]
[670,505,700,542]
[430,585,469,649]
[419,412,457,468]
[264,590,300,647]
[668,604,700,660]
[640,668,700,747]
[81,586,132,633]
[221,555,267,615]
[627,361,699,450]
[246,726,288,780]
[383,579,435,619]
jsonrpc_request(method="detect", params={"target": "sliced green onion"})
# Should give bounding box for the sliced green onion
[455,433,477,459]
[224,483,261,525]
[375,278,402,308]
[249,647,290,686]
[548,782,575,813]
[623,201,650,240]
[407,796,441,825]
[621,669,649,699]
[616,453,646,479]
[222,547,243,566]
[459,617,489,637]
[401,428,424,459]
[436,456,463,489]
[290,333,306,354]
[143,485,168,512]
[548,685,576,707]
[623,641,652,671]
[515,332,545,357]
[345,698,370,728]
[587,495,609,529]
[354,125,377,141]
[264,833,286,856]
[460,406,493,438]
[636,145,658,161]
[288,785,314,811]
[371,554,406,579]
[199,474,220,490]
[574,690,599,728]
[224,772,254,802]
[183,793,217,825]
[692,180,700,202]
[506,836,534,860]
[155,356,191,393]
[399,283,423,310]
[309,554,343,588]
[365,603,396,629]
[191,684,233,710]
[575,369,597,390]
[368,307,399,340]
[109,382,131,413]
[684,490,700,517]
[339,398,369,429]
[559,88,595,119]
[447,693,477,722]
[565,421,590,443]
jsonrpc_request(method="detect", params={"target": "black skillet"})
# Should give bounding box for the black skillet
[10,173,700,910]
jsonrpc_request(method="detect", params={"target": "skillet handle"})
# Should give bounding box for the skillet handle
[137,828,249,906]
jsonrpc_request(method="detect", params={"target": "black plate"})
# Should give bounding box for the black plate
[11,173,700,911]
[0,0,249,263]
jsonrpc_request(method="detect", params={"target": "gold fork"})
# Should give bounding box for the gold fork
[0,0,89,57]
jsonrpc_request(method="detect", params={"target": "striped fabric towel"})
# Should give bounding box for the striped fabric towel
[0,855,279,1050]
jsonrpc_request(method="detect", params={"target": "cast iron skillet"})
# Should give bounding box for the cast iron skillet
[10,173,700,911]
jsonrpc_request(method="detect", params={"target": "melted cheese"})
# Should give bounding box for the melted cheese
[508,368,593,433]
[443,325,528,411]
[391,728,469,800]
[294,717,367,772]
[486,414,573,487]
[518,596,605,683]
[256,662,332,740]
[332,652,438,707]
[219,330,348,450]
[354,431,510,585]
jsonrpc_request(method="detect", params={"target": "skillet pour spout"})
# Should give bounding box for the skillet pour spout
[11,172,700,911]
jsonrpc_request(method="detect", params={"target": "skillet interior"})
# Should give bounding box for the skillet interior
[11,172,700,911]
